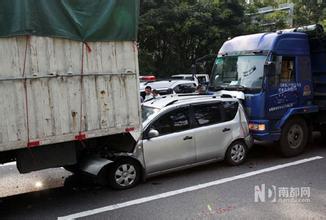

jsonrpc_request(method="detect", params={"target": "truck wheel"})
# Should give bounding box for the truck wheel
[107,159,141,190]
[225,140,248,166]
[279,117,308,157]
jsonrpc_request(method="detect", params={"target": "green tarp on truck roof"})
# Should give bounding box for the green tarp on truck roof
[0,0,139,41]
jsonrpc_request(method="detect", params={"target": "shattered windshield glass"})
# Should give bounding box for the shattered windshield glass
[211,55,267,90]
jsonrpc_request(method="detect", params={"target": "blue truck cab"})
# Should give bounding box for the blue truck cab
[210,24,326,156]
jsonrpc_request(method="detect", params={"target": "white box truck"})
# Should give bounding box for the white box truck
[0,0,142,178]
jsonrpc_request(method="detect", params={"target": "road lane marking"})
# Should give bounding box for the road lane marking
[58,156,323,220]
[0,162,16,167]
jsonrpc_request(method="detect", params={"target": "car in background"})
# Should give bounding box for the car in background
[140,80,198,99]
[171,74,209,85]
[139,75,157,90]
[104,95,252,189]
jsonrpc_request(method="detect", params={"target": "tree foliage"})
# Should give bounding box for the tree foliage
[246,0,326,29]
[292,0,326,26]
[138,0,247,77]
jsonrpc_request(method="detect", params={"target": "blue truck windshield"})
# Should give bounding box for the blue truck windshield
[211,55,267,91]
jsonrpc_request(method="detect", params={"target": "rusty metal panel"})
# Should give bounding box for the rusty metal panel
[0,36,141,152]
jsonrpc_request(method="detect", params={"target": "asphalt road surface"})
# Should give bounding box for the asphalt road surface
[0,135,325,220]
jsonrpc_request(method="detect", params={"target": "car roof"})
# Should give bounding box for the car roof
[142,94,238,110]
[172,74,208,77]
[140,80,197,90]
[171,74,193,77]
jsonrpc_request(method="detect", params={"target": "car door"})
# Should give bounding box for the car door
[142,107,196,174]
[191,102,236,162]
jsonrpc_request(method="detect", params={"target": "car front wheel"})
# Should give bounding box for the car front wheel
[107,159,141,190]
[225,140,248,166]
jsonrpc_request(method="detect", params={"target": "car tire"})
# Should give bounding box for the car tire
[225,140,248,166]
[107,158,141,190]
[279,117,308,157]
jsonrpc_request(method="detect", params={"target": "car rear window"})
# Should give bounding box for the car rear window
[174,83,196,93]
[222,101,239,121]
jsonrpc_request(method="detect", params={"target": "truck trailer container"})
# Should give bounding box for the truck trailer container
[0,0,142,176]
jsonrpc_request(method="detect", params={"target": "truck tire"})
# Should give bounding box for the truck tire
[225,140,248,166]
[279,117,308,157]
[107,158,141,190]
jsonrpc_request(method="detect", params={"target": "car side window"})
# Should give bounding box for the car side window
[197,76,206,84]
[151,108,190,136]
[222,101,239,121]
[185,76,195,81]
[192,103,222,127]
[174,83,196,93]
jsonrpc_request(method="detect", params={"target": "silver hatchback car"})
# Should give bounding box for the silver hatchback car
[106,95,252,189]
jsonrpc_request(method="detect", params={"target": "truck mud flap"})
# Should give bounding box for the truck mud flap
[16,142,77,173]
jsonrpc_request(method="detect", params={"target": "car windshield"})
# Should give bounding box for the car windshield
[210,55,267,91]
[141,106,160,122]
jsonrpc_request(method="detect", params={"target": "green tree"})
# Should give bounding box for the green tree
[244,0,290,32]
[245,0,326,30]
[138,0,247,77]
[292,0,326,26]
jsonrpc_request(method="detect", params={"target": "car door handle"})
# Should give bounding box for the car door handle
[222,128,231,132]
[183,136,193,140]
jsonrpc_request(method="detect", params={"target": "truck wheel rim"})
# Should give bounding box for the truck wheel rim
[287,124,303,149]
[231,144,245,162]
[114,164,136,187]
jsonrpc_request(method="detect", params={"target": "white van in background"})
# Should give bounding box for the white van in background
[171,74,209,85]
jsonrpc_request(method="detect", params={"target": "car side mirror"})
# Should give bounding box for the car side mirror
[148,129,159,139]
